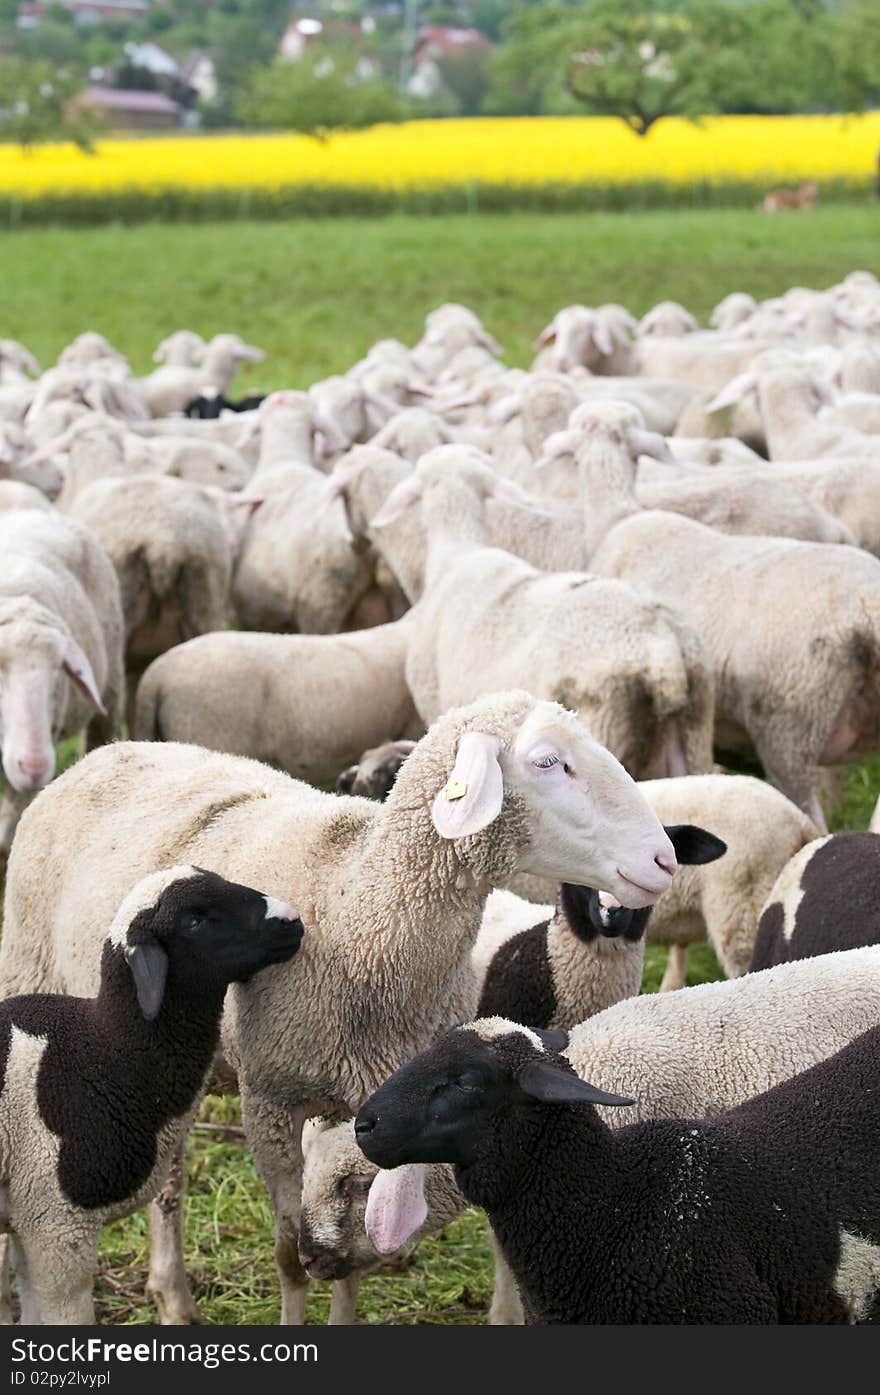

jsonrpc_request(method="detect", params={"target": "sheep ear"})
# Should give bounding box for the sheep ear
[431,732,503,839]
[706,372,755,413]
[365,1164,428,1254]
[125,939,169,1021]
[518,1060,634,1108]
[664,825,727,866]
[592,320,615,357]
[534,322,557,349]
[532,1027,569,1053]
[371,477,422,528]
[62,639,106,715]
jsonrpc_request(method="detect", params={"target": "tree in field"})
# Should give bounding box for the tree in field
[0,58,99,153]
[233,45,404,140]
[490,0,867,132]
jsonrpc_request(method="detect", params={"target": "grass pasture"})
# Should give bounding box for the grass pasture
[3,204,879,1324]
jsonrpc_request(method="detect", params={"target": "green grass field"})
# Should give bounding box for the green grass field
[1,205,878,385]
[4,204,880,1324]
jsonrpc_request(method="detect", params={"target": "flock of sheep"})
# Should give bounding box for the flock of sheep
[1,273,880,1325]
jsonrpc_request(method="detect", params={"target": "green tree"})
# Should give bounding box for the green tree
[0,57,99,152]
[233,45,404,139]
[434,45,491,116]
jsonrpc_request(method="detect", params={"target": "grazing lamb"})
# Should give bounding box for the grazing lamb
[0,506,124,858]
[0,866,302,1325]
[750,831,880,970]
[0,691,676,1325]
[372,448,715,780]
[571,401,880,826]
[134,619,422,785]
[357,1016,880,1323]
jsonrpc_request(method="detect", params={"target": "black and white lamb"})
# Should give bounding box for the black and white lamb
[0,865,302,1325]
[751,830,880,970]
[356,1018,880,1325]
[476,825,725,1028]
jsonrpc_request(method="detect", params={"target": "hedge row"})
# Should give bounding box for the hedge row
[0,177,872,228]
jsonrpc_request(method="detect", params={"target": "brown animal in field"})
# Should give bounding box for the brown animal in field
[762,181,819,214]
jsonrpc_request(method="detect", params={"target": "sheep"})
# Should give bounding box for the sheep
[571,401,880,825]
[709,293,758,331]
[298,824,724,1323]
[0,690,677,1324]
[0,865,302,1325]
[57,332,128,371]
[133,619,422,785]
[356,1013,880,1323]
[140,335,265,418]
[749,831,880,971]
[0,423,63,499]
[336,738,418,801]
[710,358,880,462]
[369,408,454,462]
[298,1118,468,1325]
[410,304,502,379]
[637,774,820,990]
[184,390,265,419]
[0,506,124,859]
[637,301,699,337]
[475,824,726,1029]
[372,447,715,780]
[152,330,207,367]
[69,474,238,713]
[0,481,51,513]
[0,341,40,386]
[539,429,851,544]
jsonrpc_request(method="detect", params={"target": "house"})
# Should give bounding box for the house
[122,42,181,81]
[18,0,150,26]
[278,16,378,77]
[77,86,182,130]
[181,50,219,106]
[408,26,490,99]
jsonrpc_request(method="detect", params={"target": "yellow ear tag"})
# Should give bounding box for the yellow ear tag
[445,776,468,801]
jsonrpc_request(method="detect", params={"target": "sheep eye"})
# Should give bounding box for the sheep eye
[178,912,202,932]
[532,754,559,769]
[455,1074,481,1093]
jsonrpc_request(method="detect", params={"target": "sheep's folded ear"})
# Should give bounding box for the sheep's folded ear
[532,1027,569,1053]
[664,825,727,866]
[370,476,421,528]
[431,732,503,839]
[62,639,106,715]
[517,1060,634,1108]
[125,940,169,1021]
[592,320,615,358]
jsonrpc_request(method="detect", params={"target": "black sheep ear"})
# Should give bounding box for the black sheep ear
[125,940,169,1021]
[517,1060,634,1107]
[532,1027,569,1054]
[664,825,727,866]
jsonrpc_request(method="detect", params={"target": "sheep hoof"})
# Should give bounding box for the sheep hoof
[147,1287,204,1325]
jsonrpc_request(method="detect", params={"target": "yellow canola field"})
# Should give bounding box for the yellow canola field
[0,113,877,197]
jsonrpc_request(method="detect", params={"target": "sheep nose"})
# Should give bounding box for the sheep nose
[655,852,678,878]
[354,1112,376,1139]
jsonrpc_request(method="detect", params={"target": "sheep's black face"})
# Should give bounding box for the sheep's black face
[163,871,303,986]
[125,869,303,1020]
[560,883,647,943]
[355,1032,526,1170]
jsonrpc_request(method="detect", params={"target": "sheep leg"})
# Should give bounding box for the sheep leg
[11,1231,97,1325]
[0,1236,13,1324]
[146,1143,202,1325]
[240,1088,310,1325]
[751,733,828,834]
[659,944,688,992]
[488,1230,523,1325]
[328,1273,362,1325]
